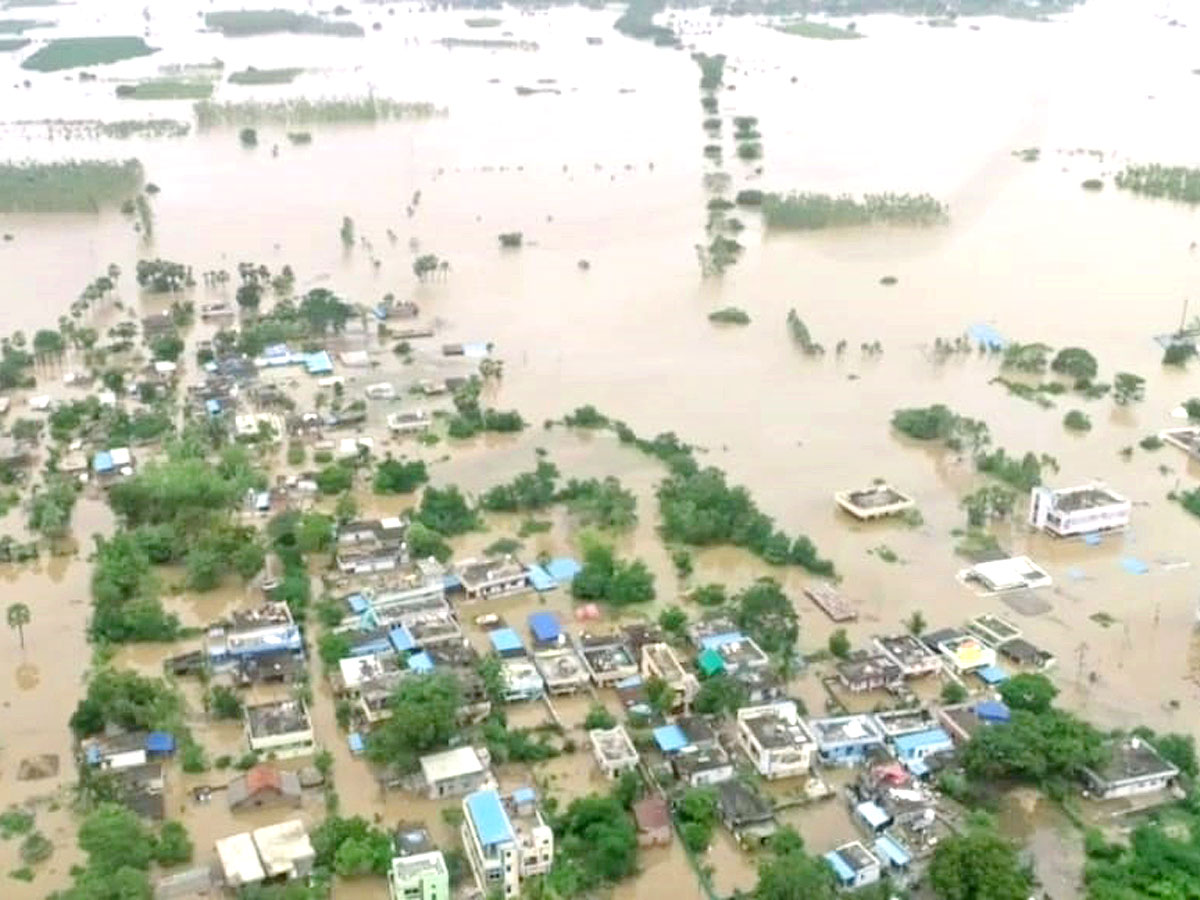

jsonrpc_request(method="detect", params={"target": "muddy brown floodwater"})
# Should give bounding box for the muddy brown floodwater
[2,0,1200,895]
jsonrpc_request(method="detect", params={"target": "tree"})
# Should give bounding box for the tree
[315,463,353,496]
[1063,409,1092,432]
[644,675,674,717]
[365,673,461,772]
[1163,343,1196,366]
[692,673,748,716]
[658,605,688,638]
[732,578,798,658]
[28,477,78,541]
[418,485,479,536]
[570,538,655,608]
[406,521,451,562]
[753,828,838,900]
[1113,372,1145,405]
[941,681,968,704]
[676,788,718,852]
[828,628,851,659]
[373,456,428,494]
[311,816,391,878]
[552,792,638,889]
[905,610,927,636]
[78,804,156,874]
[1050,347,1098,382]
[298,288,353,334]
[32,329,64,356]
[997,673,1058,714]
[208,685,243,720]
[583,705,617,730]
[961,708,1106,785]
[929,827,1032,900]
[154,821,193,866]
[413,254,441,281]
[6,602,29,648]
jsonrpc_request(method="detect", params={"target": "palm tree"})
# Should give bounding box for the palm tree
[905,610,927,637]
[7,602,30,649]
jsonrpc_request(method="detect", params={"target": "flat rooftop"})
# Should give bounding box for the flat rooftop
[876,634,937,667]
[229,603,293,629]
[246,701,311,738]
[534,647,587,683]
[421,746,486,784]
[740,704,812,749]
[810,715,883,746]
[873,708,937,737]
[839,484,913,509]
[579,636,636,672]
[589,726,638,763]
[643,643,686,682]
[837,841,878,872]
[1050,485,1125,512]
[837,654,901,684]
[458,557,525,585]
[1090,738,1179,784]
[969,614,1021,645]
[390,850,447,882]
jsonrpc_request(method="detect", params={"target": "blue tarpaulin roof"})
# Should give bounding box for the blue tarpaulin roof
[512,787,536,806]
[304,351,333,375]
[699,632,744,651]
[490,628,523,655]
[875,834,912,868]
[264,343,291,358]
[824,851,855,884]
[348,733,364,754]
[466,791,514,847]
[653,724,688,754]
[144,732,175,754]
[92,451,114,473]
[974,700,1011,722]
[967,323,1008,349]
[546,557,582,582]
[526,565,556,592]
[977,664,1009,685]
[85,746,101,765]
[856,801,891,830]
[905,758,931,778]
[349,637,392,657]
[1121,556,1149,575]
[528,611,561,643]
[389,626,416,653]
[893,729,953,756]
[615,674,643,690]
[408,651,434,673]
[347,593,368,614]
[206,398,221,416]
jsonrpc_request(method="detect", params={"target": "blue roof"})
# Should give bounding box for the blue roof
[546,557,582,582]
[466,791,514,847]
[905,758,930,778]
[144,732,175,754]
[699,631,744,651]
[490,628,523,654]
[653,724,688,754]
[526,565,557,592]
[528,611,561,643]
[389,625,416,653]
[974,700,1011,722]
[824,851,855,884]
[346,593,368,614]
[615,674,643,690]
[264,343,291,358]
[206,398,221,415]
[512,787,536,806]
[893,728,953,755]
[304,350,333,375]
[874,834,912,867]
[92,451,114,473]
[408,651,434,673]
[967,323,1008,349]
[856,800,890,830]
[348,732,364,754]
[977,664,1009,685]
[349,637,392,657]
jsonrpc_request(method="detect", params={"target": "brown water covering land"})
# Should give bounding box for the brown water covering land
[1,0,1200,895]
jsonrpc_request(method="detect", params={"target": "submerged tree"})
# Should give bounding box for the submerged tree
[6,602,30,649]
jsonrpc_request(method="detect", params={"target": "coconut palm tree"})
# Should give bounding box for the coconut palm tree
[7,602,30,649]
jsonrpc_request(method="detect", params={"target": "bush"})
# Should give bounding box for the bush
[1063,409,1092,432]
[1164,342,1197,366]
[373,456,428,494]
[707,307,750,325]
[583,705,617,730]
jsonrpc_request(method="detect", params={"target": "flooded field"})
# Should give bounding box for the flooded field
[2,0,1200,895]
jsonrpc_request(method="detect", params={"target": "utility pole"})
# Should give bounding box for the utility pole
[1179,297,1190,336]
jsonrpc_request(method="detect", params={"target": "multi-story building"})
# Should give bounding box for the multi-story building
[387,851,449,900]
[640,642,699,710]
[736,701,816,780]
[461,789,554,898]
[1029,483,1131,537]
[244,700,315,760]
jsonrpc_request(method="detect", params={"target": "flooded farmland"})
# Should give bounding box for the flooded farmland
[1,0,1200,896]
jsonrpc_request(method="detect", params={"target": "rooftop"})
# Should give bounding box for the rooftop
[643,642,686,682]
[589,726,638,764]
[389,850,447,882]
[1088,737,1180,785]
[252,819,314,878]
[393,823,436,857]
[216,832,265,885]
[810,714,884,747]
[837,840,879,873]
[672,744,731,776]
[466,790,514,847]
[245,700,311,739]
[534,647,587,683]
[578,634,636,673]
[717,780,774,824]
[875,634,938,668]
[421,746,487,784]
[837,653,902,685]
[1048,484,1126,512]
[489,627,524,655]
[873,708,938,737]
[739,702,813,749]
[458,557,526,587]
[528,611,561,644]
[633,795,670,831]
[968,614,1021,646]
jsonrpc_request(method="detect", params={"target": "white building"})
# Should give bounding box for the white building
[252,820,315,880]
[216,832,265,887]
[1083,737,1180,800]
[388,850,449,900]
[1029,483,1131,537]
[736,701,816,780]
[640,642,699,710]
[419,746,494,800]
[588,726,639,779]
[960,556,1052,593]
[462,790,554,899]
[245,700,314,760]
[936,635,997,674]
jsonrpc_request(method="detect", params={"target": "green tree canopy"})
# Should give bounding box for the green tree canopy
[365,673,461,772]
[998,672,1058,714]
[929,827,1032,900]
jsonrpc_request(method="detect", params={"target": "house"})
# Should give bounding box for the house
[114,762,166,820]
[1029,483,1131,537]
[92,446,134,478]
[216,832,265,888]
[393,823,437,858]
[461,790,553,898]
[234,413,285,442]
[419,746,493,800]
[836,654,903,694]
[835,484,916,520]
[336,517,407,575]
[589,726,639,779]
[387,410,432,435]
[527,611,563,648]
[854,800,893,836]
[82,731,151,770]
[737,701,816,780]
[695,631,769,676]
[253,819,315,880]
[938,701,1011,744]
[966,614,1021,648]
[388,850,449,900]
[533,647,589,695]
[456,557,529,602]
[873,833,913,878]
[735,667,787,705]
[501,658,545,702]
[671,745,735,787]
[873,708,940,740]
[633,795,672,847]
[577,632,638,686]
[996,637,1057,671]
[245,700,315,759]
[874,635,942,678]
[641,643,699,710]
[824,841,881,889]
[891,728,954,766]
[1161,426,1200,459]
[1082,737,1180,800]
[960,556,1052,593]
[237,649,307,686]
[936,635,997,674]
[717,780,777,846]
[804,583,858,623]
[206,603,303,672]
[227,764,302,812]
[808,715,886,767]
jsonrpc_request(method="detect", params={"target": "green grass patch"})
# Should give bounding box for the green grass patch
[115,79,213,100]
[194,96,442,127]
[0,18,50,33]
[228,66,303,85]
[776,19,861,39]
[0,159,143,212]
[22,36,155,72]
[0,36,28,50]
[205,10,363,37]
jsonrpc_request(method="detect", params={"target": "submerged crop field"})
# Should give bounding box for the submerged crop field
[227,66,303,85]
[204,9,363,37]
[0,158,143,211]
[115,79,214,100]
[193,96,444,127]
[21,36,155,71]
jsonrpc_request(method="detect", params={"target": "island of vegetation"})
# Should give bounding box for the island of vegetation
[204,9,364,38]
[761,191,948,229]
[21,36,156,72]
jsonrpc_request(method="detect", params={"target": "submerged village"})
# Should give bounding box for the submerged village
[4,0,1200,899]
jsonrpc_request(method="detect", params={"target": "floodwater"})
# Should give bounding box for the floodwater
[3,0,1200,895]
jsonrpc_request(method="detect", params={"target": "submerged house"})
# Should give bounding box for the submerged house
[1082,737,1180,800]
[1028,483,1131,537]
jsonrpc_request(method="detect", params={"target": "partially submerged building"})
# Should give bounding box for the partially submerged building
[717,780,777,847]
[577,632,638,686]
[456,557,529,602]
[336,517,407,575]
[633,795,672,847]
[695,631,769,677]
[216,820,315,888]
[1082,737,1180,800]
[836,654,903,694]
[935,635,997,675]
[588,726,639,779]
[641,642,699,710]
[835,484,916,521]
[960,556,1052,593]
[533,646,589,695]
[461,789,554,898]
[206,603,303,674]
[1029,483,1131,537]
[387,850,449,900]
[824,841,881,889]
[226,765,302,812]
[808,715,886,767]
[419,746,493,800]
[874,635,942,679]
[245,700,315,760]
[737,701,816,780]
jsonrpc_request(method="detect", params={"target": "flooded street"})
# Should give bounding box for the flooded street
[1,0,1200,895]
